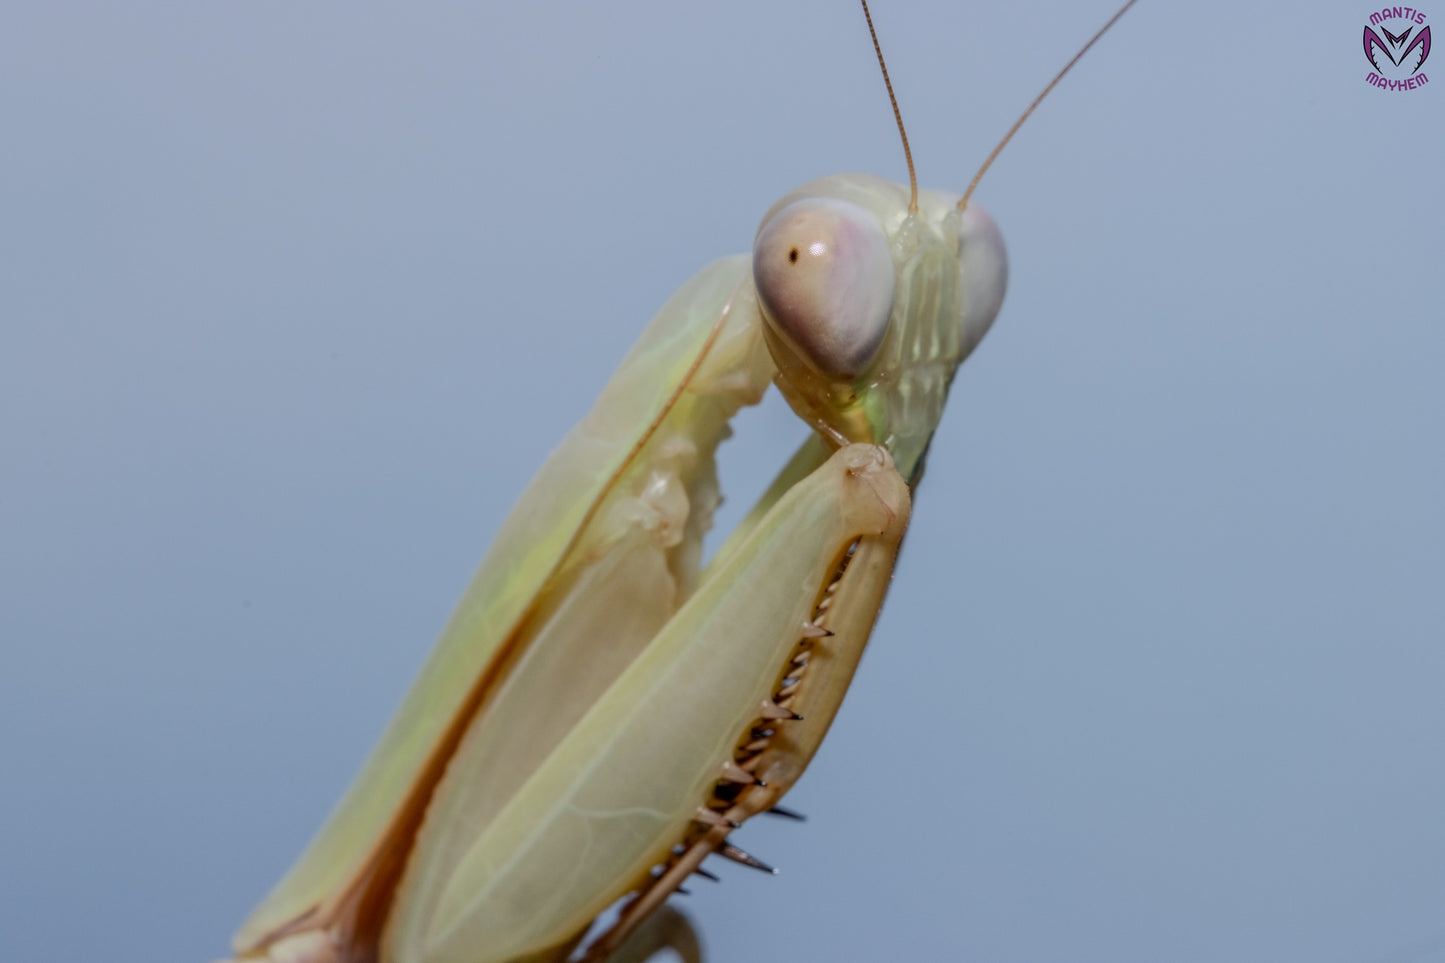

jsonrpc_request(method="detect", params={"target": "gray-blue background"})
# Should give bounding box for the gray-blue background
[3,2,1441,961]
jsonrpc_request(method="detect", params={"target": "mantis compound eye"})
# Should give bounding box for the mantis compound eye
[953,200,1008,357]
[752,197,894,380]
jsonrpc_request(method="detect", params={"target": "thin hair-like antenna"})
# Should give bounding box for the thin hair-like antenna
[861,0,917,213]
[959,0,1137,212]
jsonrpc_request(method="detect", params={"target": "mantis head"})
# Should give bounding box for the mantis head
[752,174,1007,480]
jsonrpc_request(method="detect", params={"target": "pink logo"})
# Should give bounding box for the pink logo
[1364,7,1432,90]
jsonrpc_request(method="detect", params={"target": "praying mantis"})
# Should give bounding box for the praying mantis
[220,3,1134,961]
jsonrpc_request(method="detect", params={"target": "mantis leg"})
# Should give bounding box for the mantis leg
[401,444,909,963]
[605,907,701,963]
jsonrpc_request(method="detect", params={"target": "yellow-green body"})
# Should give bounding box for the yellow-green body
[225,174,1007,963]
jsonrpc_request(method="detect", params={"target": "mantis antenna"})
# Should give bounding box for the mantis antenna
[860,0,918,213]
[960,0,1139,212]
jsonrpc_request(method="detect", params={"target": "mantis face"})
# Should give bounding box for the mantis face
[226,174,1006,963]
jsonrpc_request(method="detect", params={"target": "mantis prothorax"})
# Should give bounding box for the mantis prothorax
[221,3,1135,961]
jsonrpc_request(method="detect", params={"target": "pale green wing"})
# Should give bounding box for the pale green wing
[236,255,754,953]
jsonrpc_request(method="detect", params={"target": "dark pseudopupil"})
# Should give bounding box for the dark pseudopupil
[788,248,798,263]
